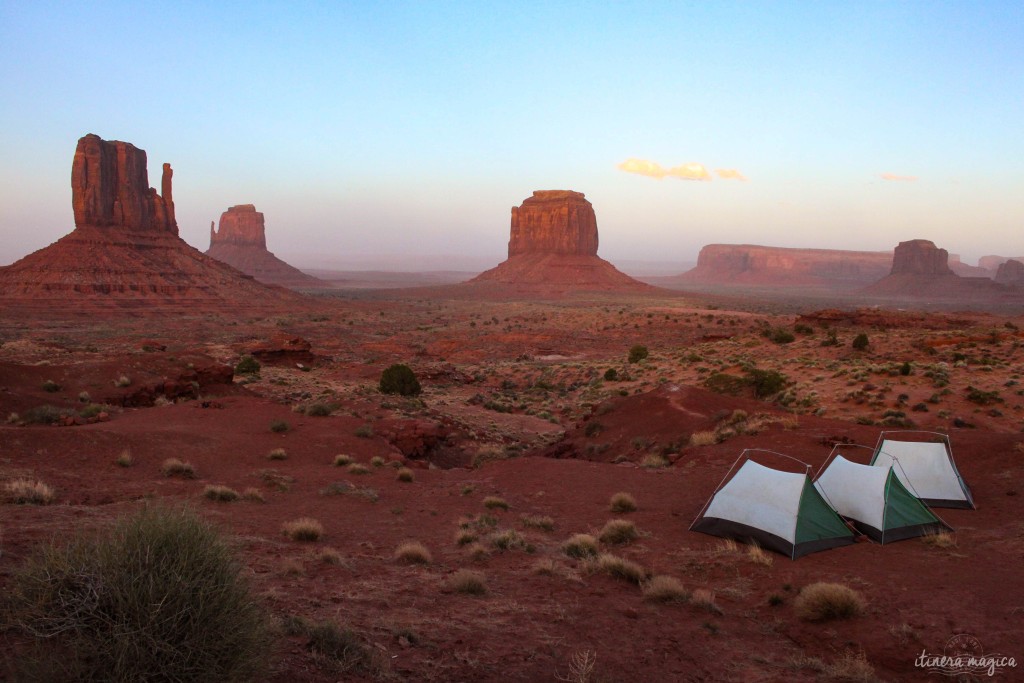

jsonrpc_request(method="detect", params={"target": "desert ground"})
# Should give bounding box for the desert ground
[2,287,1022,682]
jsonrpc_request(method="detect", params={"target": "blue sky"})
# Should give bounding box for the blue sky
[1,1,1021,270]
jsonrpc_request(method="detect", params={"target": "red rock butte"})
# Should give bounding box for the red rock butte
[0,134,300,315]
[206,204,321,288]
[469,190,648,293]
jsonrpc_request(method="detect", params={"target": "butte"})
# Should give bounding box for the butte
[0,134,300,315]
[206,204,322,288]
[466,190,649,294]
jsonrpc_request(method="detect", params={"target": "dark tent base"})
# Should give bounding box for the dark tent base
[919,495,975,510]
[850,519,954,544]
[692,517,855,560]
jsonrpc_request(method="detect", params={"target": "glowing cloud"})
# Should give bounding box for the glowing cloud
[880,173,918,182]
[618,158,713,181]
[715,168,747,181]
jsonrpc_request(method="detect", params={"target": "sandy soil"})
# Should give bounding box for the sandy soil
[1,290,1022,681]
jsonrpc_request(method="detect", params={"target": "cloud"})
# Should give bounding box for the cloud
[618,158,714,181]
[880,173,918,182]
[715,168,747,181]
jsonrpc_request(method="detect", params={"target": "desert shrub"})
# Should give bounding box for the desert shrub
[704,372,748,396]
[490,528,526,551]
[794,323,814,335]
[79,403,108,419]
[609,492,637,513]
[747,543,774,566]
[641,453,669,468]
[603,368,618,381]
[6,506,269,682]
[316,548,345,566]
[203,485,240,502]
[643,575,689,603]
[23,404,69,425]
[921,530,957,549]
[305,621,373,673]
[370,456,385,468]
[114,375,132,388]
[689,430,718,446]
[162,458,195,478]
[354,424,374,438]
[595,553,648,584]
[584,420,604,437]
[851,333,870,350]
[465,542,490,562]
[691,588,722,614]
[42,379,61,393]
[396,467,414,482]
[347,463,370,475]
[769,328,795,344]
[447,569,488,595]
[332,454,353,467]
[748,368,787,398]
[269,419,289,433]
[282,518,324,541]
[379,364,421,396]
[4,479,56,505]
[899,361,913,376]
[483,495,510,510]
[305,402,331,417]
[598,519,639,545]
[241,488,265,502]
[824,651,877,680]
[628,344,649,364]
[394,541,432,564]
[116,449,133,467]
[235,355,261,376]
[562,533,599,559]
[520,514,555,531]
[267,447,288,460]
[965,386,1002,405]
[820,329,840,346]
[455,529,477,546]
[794,582,864,621]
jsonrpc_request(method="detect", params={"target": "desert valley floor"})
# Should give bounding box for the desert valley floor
[2,288,1022,682]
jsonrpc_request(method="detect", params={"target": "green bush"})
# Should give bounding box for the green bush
[852,333,869,350]
[769,329,795,344]
[42,380,61,393]
[6,506,269,682]
[604,368,618,381]
[235,355,261,376]
[270,419,290,433]
[747,368,787,398]
[627,345,649,364]
[379,364,421,396]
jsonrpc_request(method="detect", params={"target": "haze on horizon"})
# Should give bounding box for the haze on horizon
[1,1,1021,272]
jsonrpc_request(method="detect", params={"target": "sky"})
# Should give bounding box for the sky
[1,1,1022,272]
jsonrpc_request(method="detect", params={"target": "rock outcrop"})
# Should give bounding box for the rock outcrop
[508,190,599,256]
[71,134,177,233]
[206,205,321,288]
[0,134,302,315]
[995,259,1024,285]
[979,255,1024,273]
[889,239,952,276]
[674,244,892,289]
[467,190,648,294]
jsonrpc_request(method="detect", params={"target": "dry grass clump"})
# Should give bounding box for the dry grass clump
[394,541,432,565]
[315,548,345,566]
[482,495,510,510]
[241,487,265,502]
[455,529,477,546]
[691,588,722,614]
[282,518,324,542]
[595,553,648,584]
[332,454,353,467]
[794,582,864,622]
[689,431,719,447]
[520,514,555,531]
[347,463,370,475]
[4,478,56,505]
[446,569,487,595]
[921,530,957,549]
[115,449,134,467]
[1015,441,1024,454]
[598,519,639,545]
[267,448,287,461]
[747,543,774,566]
[824,651,877,681]
[642,575,690,603]
[304,620,374,674]
[161,458,195,478]
[396,467,414,482]
[609,492,637,513]
[640,453,669,469]
[491,529,526,551]
[203,485,240,502]
[465,542,490,562]
[562,533,599,559]
[370,456,385,468]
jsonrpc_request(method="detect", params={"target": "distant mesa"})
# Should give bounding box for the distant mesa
[206,204,322,288]
[979,254,1024,272]
[994,259,1024,285]
[672,244,893,289]
[861,238,1022,300]
[468,190,649,293]
[0,134,300,314]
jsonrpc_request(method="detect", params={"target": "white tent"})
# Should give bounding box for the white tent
[814,452,952,543]
[691,451,855,559]
[870,432,974,509]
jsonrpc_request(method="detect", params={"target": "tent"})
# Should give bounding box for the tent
[814,452,952,543]
[690,450,855,559]
[870,431,975,509]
